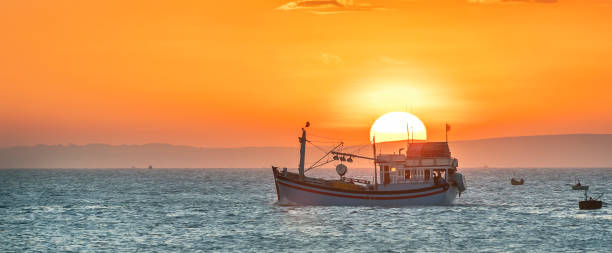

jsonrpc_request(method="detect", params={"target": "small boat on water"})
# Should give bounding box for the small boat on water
[510,178,525,185]
[579,190,603,210]
[510,178,524,185]
[569,179,589,190]
[271,122,466,206]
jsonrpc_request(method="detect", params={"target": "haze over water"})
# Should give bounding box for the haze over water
[1,167,610,252]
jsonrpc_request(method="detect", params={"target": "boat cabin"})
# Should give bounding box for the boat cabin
[377,142,458,186]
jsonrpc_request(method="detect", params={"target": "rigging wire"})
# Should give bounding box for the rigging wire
[304,141,344,173]
[308,132,365,143]
[307,133,344,141]
[299,130,371,169]
[340,144,370,157]
[307,139,341,144]
[304,140,337,168]
[307,140,332,154]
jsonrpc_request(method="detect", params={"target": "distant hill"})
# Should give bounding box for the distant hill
[0,134,611,168]
[449,134,612,168]
[0,144,299,169]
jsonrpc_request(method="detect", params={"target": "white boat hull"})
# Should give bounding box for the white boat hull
[274,176,458,206]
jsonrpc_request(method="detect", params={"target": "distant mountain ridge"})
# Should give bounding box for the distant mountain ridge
[1,134,611,168]
[449,134,612,168]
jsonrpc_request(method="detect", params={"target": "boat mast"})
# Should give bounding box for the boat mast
[410,124,414,144]
[406,122,409,156]
[298,122,309,180]
[373,136,377,187]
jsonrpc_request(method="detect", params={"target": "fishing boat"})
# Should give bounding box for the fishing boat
[271,122,466,206]
[579,190,603,210]
[510,178,524,185]
[569,178,589,190]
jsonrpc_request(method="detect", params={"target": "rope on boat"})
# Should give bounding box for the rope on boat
[305,140,371,167]
[308,140,340,144]
[307,133,344,141]
[308,133,365,143]
[307,140,335,154]
[301,131,371,173]
[304,141,344,173]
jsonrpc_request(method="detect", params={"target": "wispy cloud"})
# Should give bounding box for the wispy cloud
[276,0,388,14]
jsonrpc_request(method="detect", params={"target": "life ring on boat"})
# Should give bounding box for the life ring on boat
[336,164,348,177]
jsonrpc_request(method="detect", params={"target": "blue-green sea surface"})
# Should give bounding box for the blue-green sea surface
[1,168,611,252]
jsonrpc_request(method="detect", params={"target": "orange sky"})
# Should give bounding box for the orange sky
[1,0,612,147]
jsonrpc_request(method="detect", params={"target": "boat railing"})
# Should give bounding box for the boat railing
[398,180,433,185]
[342,177,371,185]
[390,174,437,184]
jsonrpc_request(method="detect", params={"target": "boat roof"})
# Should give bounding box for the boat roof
[406,142,451,158]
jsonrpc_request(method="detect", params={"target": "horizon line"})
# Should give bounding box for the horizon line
[1,133,610,149]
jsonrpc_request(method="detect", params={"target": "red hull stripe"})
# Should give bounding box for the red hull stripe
[275,174,446,194]
[277,181,447,200]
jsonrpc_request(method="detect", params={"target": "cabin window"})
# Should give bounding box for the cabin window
[424,169,430,181]
[405,169,411,180]
[434,169,446,180]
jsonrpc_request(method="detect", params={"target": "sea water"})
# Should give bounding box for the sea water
[1,168,611,252]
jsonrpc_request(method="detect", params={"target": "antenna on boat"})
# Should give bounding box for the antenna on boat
[372,135,377,188]
[445,122,451,143]
[410,124,414,144]
[406,121,410,156]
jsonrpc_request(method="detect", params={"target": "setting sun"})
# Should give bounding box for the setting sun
[369,112,427,143]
